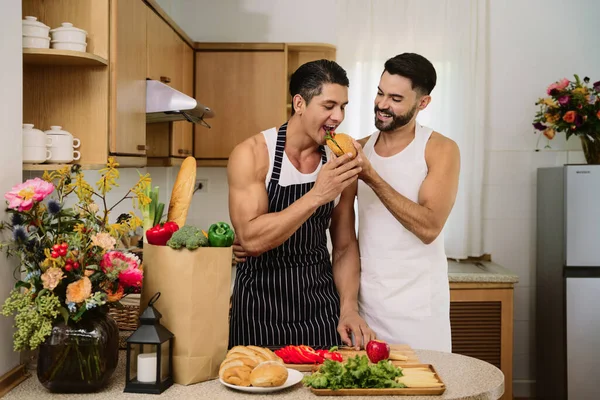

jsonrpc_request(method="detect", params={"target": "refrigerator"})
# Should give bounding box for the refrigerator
[537,165,600,400]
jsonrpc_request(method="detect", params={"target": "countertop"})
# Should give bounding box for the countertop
[5,350,504,400]
[447,260,519,284]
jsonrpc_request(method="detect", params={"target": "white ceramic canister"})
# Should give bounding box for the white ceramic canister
[50,22,87,43]
[23,35,50,49]
[23,147,52,164]
[23,124,52,148]
[50,41,87,52]
[44,126,81,163]
[22,16,50,37]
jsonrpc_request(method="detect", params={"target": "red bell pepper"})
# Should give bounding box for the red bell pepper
[146,222,179,246]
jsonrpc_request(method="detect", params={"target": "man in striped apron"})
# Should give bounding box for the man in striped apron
[227,60,374,349]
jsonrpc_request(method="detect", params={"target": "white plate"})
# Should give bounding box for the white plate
[219,368,304,393]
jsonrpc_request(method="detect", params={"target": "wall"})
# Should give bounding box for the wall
[155,0,337,43]
[485,0,600,396]
[0,0,23,376]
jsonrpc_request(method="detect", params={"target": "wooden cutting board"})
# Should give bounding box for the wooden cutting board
[285,344,419,372]
[310,363,446,396]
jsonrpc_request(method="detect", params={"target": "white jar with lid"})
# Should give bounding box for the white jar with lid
[23,124,52,147]
[23,124,53,164]
[22,16,50,37]
[50,22,87,44]
[44,126,81,163]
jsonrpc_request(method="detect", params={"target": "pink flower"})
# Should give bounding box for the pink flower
[547,78,570,95]
[4,178,54,212]
[100,251,140,274]
[119,266,143,289]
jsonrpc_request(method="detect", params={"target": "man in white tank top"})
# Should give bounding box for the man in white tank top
[352,53,461,352]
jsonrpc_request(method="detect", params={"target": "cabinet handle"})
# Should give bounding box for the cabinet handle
[160,76,171,84]
[178,149,191,155]
[137,145,147,151]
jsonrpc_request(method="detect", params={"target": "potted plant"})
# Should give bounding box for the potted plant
[533,75,600,163]
[0,158,149,393]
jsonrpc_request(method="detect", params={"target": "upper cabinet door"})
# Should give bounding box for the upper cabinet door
[171,43,194,157]
[194,50,286,159]
[146,8,181,89]
[109,0,147,155]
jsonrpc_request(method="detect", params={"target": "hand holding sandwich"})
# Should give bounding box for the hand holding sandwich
[309,153,361,206]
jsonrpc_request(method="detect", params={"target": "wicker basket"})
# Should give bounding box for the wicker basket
[108,304,140,349]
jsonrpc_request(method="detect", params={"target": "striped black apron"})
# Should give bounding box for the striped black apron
[229,123,342,349]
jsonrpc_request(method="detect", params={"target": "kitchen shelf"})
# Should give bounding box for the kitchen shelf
[23,163,106,171]
[23,48,108,67]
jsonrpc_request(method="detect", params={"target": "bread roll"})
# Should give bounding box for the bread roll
[247,346,282,363]
[219,358,258,377]
[249,361,288,387]
[222,365,253,386]
[326,133,357,157]
[167,156,197,227]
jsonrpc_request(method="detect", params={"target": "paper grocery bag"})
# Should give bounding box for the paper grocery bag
[140,244,232,385]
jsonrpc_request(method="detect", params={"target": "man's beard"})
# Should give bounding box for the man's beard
[374,103,418,132]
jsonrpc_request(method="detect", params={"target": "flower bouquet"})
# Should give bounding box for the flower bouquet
[0,158,151,392]
[533,75,600,163]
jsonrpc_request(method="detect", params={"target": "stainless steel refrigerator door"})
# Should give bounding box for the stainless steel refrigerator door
[566,277,600,399]
[565,166,600,266]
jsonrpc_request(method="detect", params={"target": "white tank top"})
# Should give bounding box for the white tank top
[356,123,451,352]
[262,127,340,207]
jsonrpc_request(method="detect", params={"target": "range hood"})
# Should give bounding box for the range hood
[145,79,214,126]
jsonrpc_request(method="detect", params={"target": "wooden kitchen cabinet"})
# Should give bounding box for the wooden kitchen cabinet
[109,0,147,157]
[146,6,194,163]
[193,43,335,165]
[194,45,287,163]
[450,282,514,400]
[171,43,194,158]
[146,7,182,90]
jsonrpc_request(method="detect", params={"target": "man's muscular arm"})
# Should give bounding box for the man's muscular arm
[356,133,460,244]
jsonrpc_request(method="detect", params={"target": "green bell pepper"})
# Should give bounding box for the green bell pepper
[208,222,234,247]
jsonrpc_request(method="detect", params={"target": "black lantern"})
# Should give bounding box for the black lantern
[124,292,174,394]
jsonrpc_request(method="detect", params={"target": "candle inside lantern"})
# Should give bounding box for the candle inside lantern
[137,353,157,383]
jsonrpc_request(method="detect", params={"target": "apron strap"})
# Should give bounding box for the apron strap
[269,123,288,185]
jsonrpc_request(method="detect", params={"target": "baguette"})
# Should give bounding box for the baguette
[167,156,197,227]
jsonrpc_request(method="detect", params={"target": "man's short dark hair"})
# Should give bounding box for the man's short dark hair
[384,53,437,96]
[289,59,349,115]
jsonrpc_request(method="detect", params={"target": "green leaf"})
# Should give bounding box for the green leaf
[71,304,87,322]
[14,281,31,290]
[154,202,165,226]
[58,306,70,324]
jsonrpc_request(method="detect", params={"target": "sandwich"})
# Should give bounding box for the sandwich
[325,131,357,158]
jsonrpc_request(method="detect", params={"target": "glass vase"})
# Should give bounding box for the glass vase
[580,134,600,164]
[36,310,119,393]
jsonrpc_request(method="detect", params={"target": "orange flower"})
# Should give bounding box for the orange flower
[106,285,124,302]
[66,277,92,303]
[597,110,600,119]
[563,111,576,123]
[543,128,556,140]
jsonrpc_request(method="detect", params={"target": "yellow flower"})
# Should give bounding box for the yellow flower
[73,223,86,234]
[74,172,94,203]
[542,98,557,107]
[66,277,92,303]
[573,87,587,95]
[97,157,120,195]
[41,268,64,290]
[545,113,560,123]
